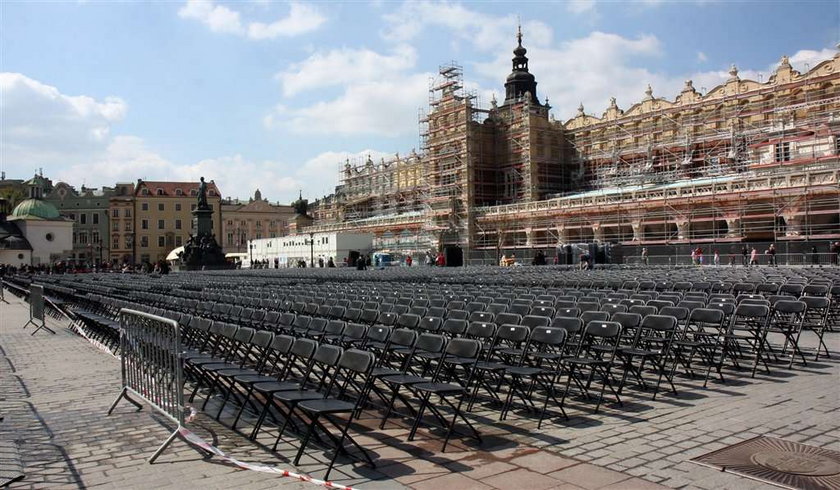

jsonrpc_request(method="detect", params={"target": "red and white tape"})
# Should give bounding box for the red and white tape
[71,323,359,490]
[176,427,358,490]
[70,321,120,359]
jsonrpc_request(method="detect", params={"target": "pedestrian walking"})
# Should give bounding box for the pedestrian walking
[641,247,649,266]
[768,244,777,266]
[713,250,720,267]
[750,247,758,266]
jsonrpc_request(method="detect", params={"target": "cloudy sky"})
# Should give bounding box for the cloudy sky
[1,1,837,203]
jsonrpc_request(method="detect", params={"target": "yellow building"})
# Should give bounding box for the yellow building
[133,180,222,264]
[220,190,294,254]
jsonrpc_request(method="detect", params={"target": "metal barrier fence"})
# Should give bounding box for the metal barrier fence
[22,284,54,335]
[107,308,186,463]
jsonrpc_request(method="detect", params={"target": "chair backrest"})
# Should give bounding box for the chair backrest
[659,306,690,323]
[445,338,481,359]
[689,308,724,326]
[419,316,443,332]
[396,313,421,329]
[629,305,657,317]
[466,321,496,340]
[495,312,522,326]
[521,315,551,329]
[555,307,580,318]
[581,311,610,324]
[441,318,468,337]
[377,312,398,326]
[415,333,447,355]
[469,311,495,323]
[640,314,678,332]
[529,326,567,347]
[342,323,367,342]
[550,316,583,334]
[447,309,469,320]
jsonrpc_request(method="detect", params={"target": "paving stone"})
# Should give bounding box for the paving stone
[548,463,631,490]
[481,468,563,490]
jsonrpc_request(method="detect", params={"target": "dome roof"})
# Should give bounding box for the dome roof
[10,199,60,220]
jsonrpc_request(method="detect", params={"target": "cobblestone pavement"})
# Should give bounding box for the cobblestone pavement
[1,295,838,489]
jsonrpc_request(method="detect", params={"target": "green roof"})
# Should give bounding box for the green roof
[10,198,61,220]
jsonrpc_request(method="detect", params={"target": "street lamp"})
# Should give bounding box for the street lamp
[309,232,315,268]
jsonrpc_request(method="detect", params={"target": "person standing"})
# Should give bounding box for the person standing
[500,254,508,267]
[742,245,749,266]
[641,247,649,266]
[831,242,839,266]
[750,247,759,266]
[690,248,697,266]
[768,244,777,266]
[713,250,720,267]
[435,252,446,267]
[327,257,335,268]
[405,255,412,267]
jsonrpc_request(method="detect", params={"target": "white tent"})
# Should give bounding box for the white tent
[165,246,184,261]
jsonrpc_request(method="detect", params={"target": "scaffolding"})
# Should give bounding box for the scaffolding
[310,53,839,263]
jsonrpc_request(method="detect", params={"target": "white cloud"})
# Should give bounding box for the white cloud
[0,72,329,203]
[178,0,243,34]
[0,73,128,170]
[178,0,325,39]
[474,31,664,118]
[276,45,417,97]
[567,0,596,14]
[697,51,707,62]
[266,73,430,137]
[248,3,326,39]
[382,1,552,52]
[781,48,836,73]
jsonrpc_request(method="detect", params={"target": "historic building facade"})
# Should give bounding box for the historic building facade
[133,180,222,264]
[45,182,114,265]
[220,189,294,254]
[308,35,840,264]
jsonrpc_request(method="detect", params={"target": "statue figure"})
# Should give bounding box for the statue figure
[197,177,208,209]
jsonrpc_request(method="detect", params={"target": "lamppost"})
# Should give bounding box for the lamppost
[249,242,254,265]
[309,232,314,268]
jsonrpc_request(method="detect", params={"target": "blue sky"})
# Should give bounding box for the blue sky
[1,0,837,203]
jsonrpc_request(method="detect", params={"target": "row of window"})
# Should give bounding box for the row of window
[139,202,207,212]
[225,232,276,245]
[139,188,216,197]
[111,208,132,218]
[67,212,101,225]
[225,220,279,227]
[139,219,192,230]
[73,232,100,245]
[134,235,184,248]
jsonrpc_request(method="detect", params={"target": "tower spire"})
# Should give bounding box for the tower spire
[503,22,540,106]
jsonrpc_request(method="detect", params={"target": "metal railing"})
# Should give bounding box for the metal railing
[107,309,185,463]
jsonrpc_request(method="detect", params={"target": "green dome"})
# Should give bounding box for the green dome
[11,199,60,220]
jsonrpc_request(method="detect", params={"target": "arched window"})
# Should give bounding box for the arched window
[156,188,164,196]
[175,189,183,196]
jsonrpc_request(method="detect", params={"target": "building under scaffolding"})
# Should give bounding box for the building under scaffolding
[307,35,840,264]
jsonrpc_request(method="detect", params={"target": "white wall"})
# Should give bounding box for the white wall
[15,220,73,265]
[0,250,32,267]
[248,232,373,267]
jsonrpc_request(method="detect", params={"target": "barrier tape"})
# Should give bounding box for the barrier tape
[176,427,357,490]
[66,313,357,490]
[69,320,121,359]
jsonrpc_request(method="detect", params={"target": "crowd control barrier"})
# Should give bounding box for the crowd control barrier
[107,309,189,463]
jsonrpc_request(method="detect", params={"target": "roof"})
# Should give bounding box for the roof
[135,180,222,198]
[0,221,32,250]
[9,198,61,220]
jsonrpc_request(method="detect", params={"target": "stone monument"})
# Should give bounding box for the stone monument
[179,177,226,269]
